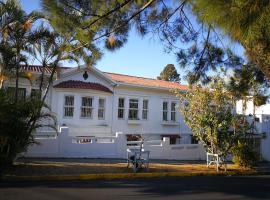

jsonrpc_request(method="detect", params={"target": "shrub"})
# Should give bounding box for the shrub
[232,142,259,168]
[0,90,56,170]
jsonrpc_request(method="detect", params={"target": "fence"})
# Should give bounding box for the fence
[24,126,206,160]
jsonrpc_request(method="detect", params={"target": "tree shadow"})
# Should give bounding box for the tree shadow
[1,176,270,199]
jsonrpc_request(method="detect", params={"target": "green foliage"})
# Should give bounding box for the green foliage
[227,64,269,128]
[157,64,180,82]
[231,142,259,168]
[177,77,251,159]
[41,0,157,65]
[40,0,270,83]
[190,0,270,80]
[0,90,57,169]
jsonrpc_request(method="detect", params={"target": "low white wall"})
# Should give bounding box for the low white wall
[141,138,206,160]
[24,127,206,160]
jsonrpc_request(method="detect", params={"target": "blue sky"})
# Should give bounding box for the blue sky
[20,0,243,82]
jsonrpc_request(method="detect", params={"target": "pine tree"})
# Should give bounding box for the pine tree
[189,0,270,80]
[157,64,180,82]
[42,0,270,83]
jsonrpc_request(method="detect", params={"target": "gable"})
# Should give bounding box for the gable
[54,66,116,90]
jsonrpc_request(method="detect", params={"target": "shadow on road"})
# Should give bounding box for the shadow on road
[1,176,270,199]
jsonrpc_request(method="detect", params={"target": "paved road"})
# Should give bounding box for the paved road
[1,175,270,200]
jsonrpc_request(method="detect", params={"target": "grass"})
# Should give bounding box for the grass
[4,160,254,177]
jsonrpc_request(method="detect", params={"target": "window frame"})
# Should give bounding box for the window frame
[63,95,75,118]
[118,97,125,119]
[142,99,149,120]
[162,101,168,121]
[171,102,177,122]
[80,96,93,119]
[98,97,106,120]
[128,98,139,120]
[6,87,26,101]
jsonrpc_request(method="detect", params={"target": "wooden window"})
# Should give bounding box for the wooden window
[81,97,93,118]
[98,98,105,119]
[128,99,139,120]
[163,101,168,121]
[6,87,26,101]
[64,96,74,117]
[118,98,125,119]
[142,99,148,120]
[171,102,176,121]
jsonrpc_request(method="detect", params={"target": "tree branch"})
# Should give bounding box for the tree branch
[61,0,102,17]
[69,0,156,53]
[82,0,133,30]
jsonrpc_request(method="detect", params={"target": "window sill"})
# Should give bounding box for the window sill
[127,119,141,125]
[161,121,179,126]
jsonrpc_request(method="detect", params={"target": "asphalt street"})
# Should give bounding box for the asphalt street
[1,175,270,200]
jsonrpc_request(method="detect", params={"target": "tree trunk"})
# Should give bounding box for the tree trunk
[0,78,4,89]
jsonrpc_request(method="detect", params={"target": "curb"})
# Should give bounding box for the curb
[1,171,259,182]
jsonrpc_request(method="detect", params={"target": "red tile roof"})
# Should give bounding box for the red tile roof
[54,80,113,93]
[21,65,71,74]
[104,72,188,91]
[21,65,188,90]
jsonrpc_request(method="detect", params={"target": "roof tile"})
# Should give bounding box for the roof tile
[104,72,188,90]
[54,80,113,93]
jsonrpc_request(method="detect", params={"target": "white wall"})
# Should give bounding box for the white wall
[25,127,205,160]
[111,86,191,136]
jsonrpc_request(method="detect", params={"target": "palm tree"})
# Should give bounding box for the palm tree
[0,0,41,102]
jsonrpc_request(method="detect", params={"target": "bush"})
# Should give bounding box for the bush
[232,142,259,168]
[0,90,56,169]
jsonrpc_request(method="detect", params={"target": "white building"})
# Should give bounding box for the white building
[51,65,191,142]
[3,65,207,160]
[4,65,270,161]
[236,100,270,161]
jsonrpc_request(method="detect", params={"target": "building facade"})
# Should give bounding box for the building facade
[3,65,207,160]
[50,65,192,141]
[4,65,270,161]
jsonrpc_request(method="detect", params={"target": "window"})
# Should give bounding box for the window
[6,87,26,101]
[191,135,199,144]
[81,97,93,118]
[98,98,105,119]
[171,102,176,121]
[118,98,125,119]
[255,117,260,122]
[128,99,139,120]
[163,101,168,121]
[64,96,74,117]
[142,99,148,120]
[169,136,180,145]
